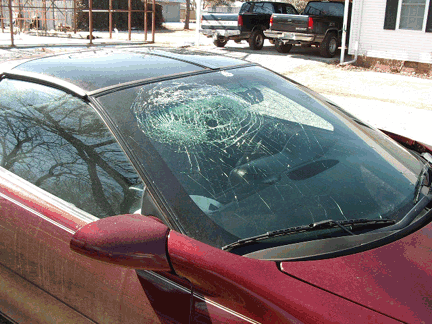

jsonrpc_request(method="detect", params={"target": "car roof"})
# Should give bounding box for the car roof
[0,47,252,93]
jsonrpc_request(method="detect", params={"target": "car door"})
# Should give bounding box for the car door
[0,77,191,323]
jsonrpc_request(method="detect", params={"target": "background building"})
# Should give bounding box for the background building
[349,0,432,63]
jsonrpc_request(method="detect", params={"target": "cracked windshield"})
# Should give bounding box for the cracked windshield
[100,66,422,249]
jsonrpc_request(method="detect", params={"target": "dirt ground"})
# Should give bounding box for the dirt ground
[286,62,432,111]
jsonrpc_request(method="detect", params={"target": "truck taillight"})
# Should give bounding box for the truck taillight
[308,17,313,30]
[238,15,243,27]
[270,15,273,28]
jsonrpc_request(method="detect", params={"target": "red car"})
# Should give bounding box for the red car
[0,48,431,324]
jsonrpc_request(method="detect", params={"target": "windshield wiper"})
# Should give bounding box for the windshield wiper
[414,162,432,204]
[222,218,395,252]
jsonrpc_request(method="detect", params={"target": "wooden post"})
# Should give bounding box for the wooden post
[8,0,13,46]
[1,0,5,33]
[43,0,46,31]
[64,0,66,27]
[17,0,23,32]
[144,0,147,41]
[109,0,112,39]
[51,0,55,30]
[89,0,93,44]
[73,0,77,33]
[151,0,155,42]
[128,0,131,41]
[196,0,201,46]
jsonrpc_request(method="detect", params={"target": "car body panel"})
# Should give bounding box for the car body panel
[168,231,399,323]
[147,48,251,69]
[11,51,205,91]
[70,214,171,271]
[382,129,432,154]
[280,222,432,324]
[135,270,192,323]
[8,48,251,93]
[0,264,95,323]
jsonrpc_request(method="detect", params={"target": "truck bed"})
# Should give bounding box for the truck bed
[201,14,239,32]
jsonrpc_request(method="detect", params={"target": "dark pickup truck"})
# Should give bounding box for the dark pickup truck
[264,1,351,57]
[200,1,298,50]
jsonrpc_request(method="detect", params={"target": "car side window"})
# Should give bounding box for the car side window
[0,78,143,218]
[274,3,284,14]
[285,5,297,15]
[252,3,273,14]
[239,2,251,14]
[263,3,274,14]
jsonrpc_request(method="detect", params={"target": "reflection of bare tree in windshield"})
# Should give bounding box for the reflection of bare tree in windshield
[0,80,141,218]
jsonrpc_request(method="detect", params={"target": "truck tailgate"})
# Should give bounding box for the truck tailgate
[201,14,239,30]
[270,14,309,32]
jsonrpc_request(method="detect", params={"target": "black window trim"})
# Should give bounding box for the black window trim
[89,63,258,98]
[1,71,87,98]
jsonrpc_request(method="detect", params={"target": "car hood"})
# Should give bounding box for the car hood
[280,222,432,323]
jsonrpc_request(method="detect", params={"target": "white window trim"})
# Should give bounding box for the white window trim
[395,0,430,32]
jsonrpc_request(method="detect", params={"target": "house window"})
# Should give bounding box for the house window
[384,0,432,32]
[399,0,428,30]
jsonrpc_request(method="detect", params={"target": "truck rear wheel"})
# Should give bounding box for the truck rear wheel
[248,30,265,50]
[213,38,228,47]
[319,33,338,58]
[275,40,292,53]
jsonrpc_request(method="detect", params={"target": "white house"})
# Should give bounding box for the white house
[348,0,432,63]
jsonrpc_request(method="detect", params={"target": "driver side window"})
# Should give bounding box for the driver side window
[0,79,143,218]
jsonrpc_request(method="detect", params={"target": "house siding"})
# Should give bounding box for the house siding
[349,0,432,63]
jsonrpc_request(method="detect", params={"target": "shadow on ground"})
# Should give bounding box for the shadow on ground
[203,43,341,64]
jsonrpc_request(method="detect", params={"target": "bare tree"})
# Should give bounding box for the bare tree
[204,0,235,8]
[184,0,191,29]
[290,0,309,13]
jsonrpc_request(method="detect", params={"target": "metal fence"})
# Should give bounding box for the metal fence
[0,0,156,46]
